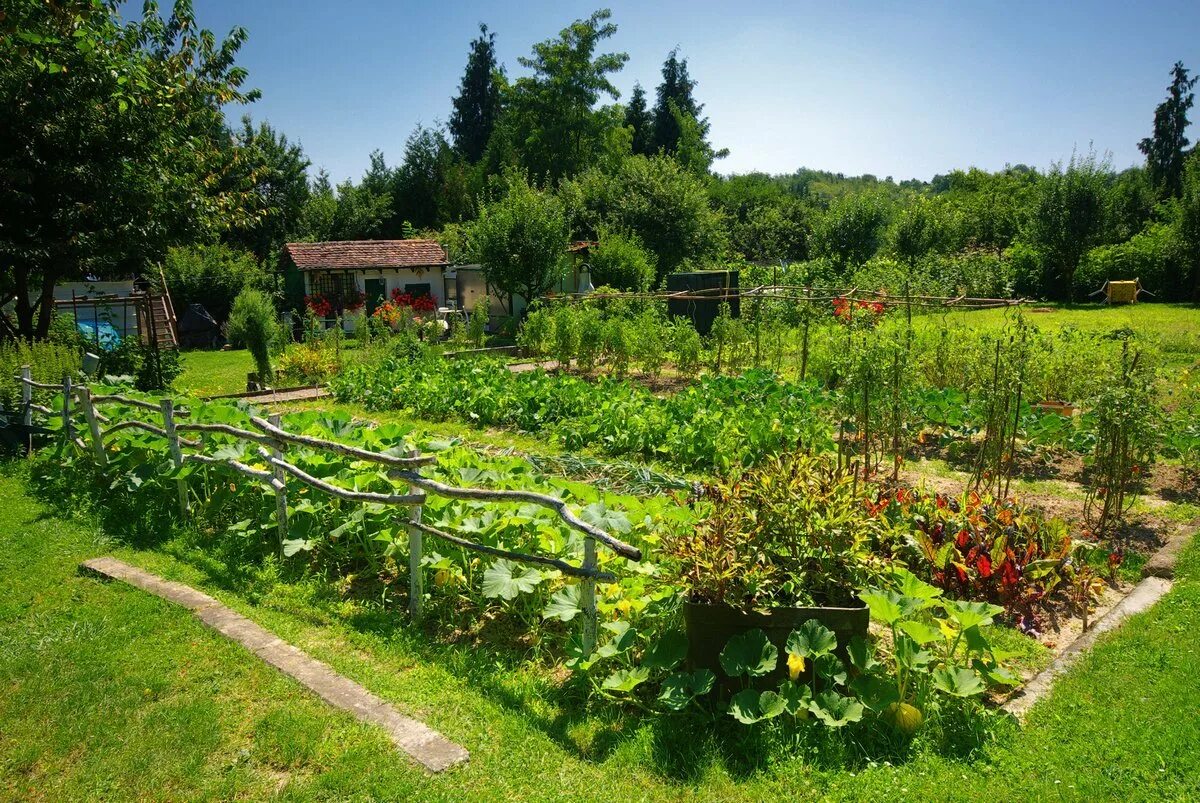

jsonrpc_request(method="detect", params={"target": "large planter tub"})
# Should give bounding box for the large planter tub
[683,600,869,685]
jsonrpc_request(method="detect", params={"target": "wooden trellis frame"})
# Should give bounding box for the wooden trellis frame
[17,370,637,652]
[547,284,1030,312]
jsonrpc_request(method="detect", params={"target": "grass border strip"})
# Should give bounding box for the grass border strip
[999,529,1200,720]
[79,556,469,773]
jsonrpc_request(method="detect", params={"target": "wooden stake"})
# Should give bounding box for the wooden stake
[77,387,106,466]
[20,365,32,429]
[580,535,598,655]
[406,448,426,623]
[269,413,288,551]
[162,398,189,517]
[61,373,72,440]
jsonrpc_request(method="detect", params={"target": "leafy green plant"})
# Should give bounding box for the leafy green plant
[853,569,1017,733]
[870,486,1076,619]
[664,451,887,608]
[670,319,702,377]
[1085,335,1157,533]
[469,298,490,348]
[517,306,553,357]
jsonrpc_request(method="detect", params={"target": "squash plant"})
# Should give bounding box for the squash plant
[713,569,1018,734]
[853,568,1018,732]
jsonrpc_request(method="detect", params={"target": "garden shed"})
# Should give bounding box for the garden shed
[282,240,451,321]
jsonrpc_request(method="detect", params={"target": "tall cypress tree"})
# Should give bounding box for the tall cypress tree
[1138,61,1197,199]
[625,82,652,155]
[651,49,700,155]
[450,23,503,163]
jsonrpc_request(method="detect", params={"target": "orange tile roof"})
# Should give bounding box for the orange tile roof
[284,240,449,271]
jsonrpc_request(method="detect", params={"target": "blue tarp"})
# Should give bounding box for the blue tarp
[76,319,123,351]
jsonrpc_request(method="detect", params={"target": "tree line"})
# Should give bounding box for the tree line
[2,4,1198,342]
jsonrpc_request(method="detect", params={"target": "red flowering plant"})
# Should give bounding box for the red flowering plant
[866,487,1099,626]
[389,288,437,312]
[372,291,439,330]
[304,293,334,318]
[832,297,886,328]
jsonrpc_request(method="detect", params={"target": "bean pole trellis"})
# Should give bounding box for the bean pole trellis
[15,367,640,653]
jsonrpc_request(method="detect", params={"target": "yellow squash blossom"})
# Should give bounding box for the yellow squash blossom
[787,653,805,681]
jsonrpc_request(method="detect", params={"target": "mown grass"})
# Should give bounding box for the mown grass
[176,348,255,398]
[2,463,1198,801]
[934,302,1200,368]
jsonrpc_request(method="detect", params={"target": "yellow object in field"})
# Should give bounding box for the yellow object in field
[1106,280,1139,304]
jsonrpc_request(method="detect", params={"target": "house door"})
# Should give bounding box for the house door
[365,278,386,316]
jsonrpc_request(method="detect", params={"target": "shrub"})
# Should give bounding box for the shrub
[276,342,339,385]
[517,306,554,357]
[226,288,280,381]
[575,307,605,373]
[670,320,702,376]
[552,304,580,366]
[99,339,181,391]
[1077,222,1182,299]
[632,311,666,377]
[468,298,489,348]
[0,339,81,412]
[602,317,632,377]
[588,230,657,291]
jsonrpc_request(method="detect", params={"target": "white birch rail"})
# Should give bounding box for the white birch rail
[249,415,437,468]
[91,393,191,416]
[18,374,633,652]
[257,448,426,506]
[388,468,642,561]
[408,520,616,581]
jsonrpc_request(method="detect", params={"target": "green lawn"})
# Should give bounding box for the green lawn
[176,348,255,398]
[2,464,1198,801]
[934,302,1200,367]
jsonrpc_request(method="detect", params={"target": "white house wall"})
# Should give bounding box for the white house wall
[303,268,449,303]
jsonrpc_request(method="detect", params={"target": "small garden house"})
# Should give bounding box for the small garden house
[282,240,452,327]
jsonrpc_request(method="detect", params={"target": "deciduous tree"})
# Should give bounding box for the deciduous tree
[470,173,568,312]
[0,0,260,341]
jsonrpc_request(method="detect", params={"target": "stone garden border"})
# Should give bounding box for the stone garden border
[80,556,469,773]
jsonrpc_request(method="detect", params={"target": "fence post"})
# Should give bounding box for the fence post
[20,365,32,429]
[161,398,189,517]
[269,413,288,552]
[61,373,72,440]
[406,448,426,624]
[77,386,106,466]
[580,535,598,655]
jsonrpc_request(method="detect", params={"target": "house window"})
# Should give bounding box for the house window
[309,272,359,312]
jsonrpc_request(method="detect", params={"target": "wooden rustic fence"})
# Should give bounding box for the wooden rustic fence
[16,366,640,652]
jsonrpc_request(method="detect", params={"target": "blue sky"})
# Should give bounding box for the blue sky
[188,1,1200,184]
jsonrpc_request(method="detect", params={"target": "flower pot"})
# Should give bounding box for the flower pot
[682,600,869,686]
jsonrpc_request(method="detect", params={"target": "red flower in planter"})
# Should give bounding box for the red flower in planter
[305,294,333,317]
